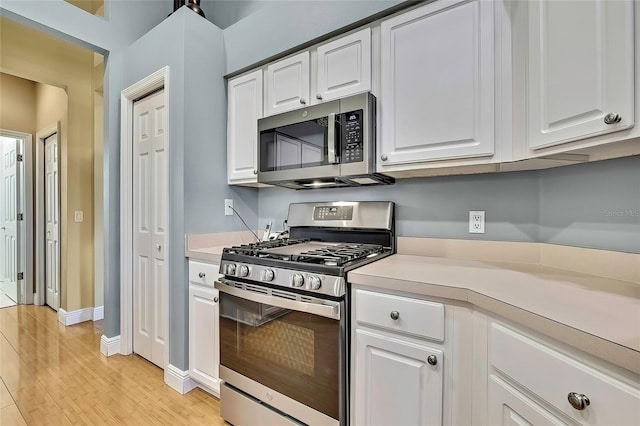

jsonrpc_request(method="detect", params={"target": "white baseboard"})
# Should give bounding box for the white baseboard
[57,306,105,325]
[100,335,121,357]
[165,364,197,395]
[58,307,93,325]
[93,305,104,321]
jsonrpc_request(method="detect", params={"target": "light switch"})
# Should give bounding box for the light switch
[74,211,84,223]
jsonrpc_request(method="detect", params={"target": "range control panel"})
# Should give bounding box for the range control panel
[313,206,354,221]
[341,110,363,163]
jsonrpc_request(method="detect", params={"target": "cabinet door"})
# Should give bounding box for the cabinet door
[379,0,495,166]
[315,28,371,103]
[265,51,310,116]
[227,70,263,184]
[488,375,569,426]
[353,329,443,426]
[188,284,220,394]
[527,0,634,150]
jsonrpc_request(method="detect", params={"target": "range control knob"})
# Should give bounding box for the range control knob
[292,274,305,287]
[238,265,250,277]
[263,269,275,282]
[226,263,237,275]
[307,275,321,290]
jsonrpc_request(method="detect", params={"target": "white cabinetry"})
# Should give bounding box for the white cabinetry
[526,0,634,152]
[351,288,446,426]
[488,322,640,426]
[188,260,221,395]
[379,0,496,168]
[265,28,372,116]
[227,70,263,185]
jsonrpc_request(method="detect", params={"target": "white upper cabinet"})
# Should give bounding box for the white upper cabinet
[265,51,310,116]
[315,28,371,103]
[264,29,372,116]
[379,0,495,167]
[227,70,263,185]
[527,0,635,151]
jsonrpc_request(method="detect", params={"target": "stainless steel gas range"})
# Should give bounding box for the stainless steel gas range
[215,201,395,426]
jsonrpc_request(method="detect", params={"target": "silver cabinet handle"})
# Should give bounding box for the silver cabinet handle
[253,169,258,175]
[390,311,400,320]
[198,272,206,278]
[0,227,5,230]
[567,392,590,410]
[156,244,161,251]
[381,154,388,161]
[427,355,438,366]
[604,113,621,124]
[213,296,219,303]
[299,98,306,105]
[316,94,323,100]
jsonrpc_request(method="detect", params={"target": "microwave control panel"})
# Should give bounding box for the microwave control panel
[341,110,363,163]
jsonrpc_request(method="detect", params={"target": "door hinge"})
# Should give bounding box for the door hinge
[17,154,23,162]
[17,213,24,221]
[17,272,24,280]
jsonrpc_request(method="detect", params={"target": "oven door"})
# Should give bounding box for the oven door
[215,280,345,425]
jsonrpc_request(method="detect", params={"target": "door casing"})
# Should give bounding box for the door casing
[119,67,170,373]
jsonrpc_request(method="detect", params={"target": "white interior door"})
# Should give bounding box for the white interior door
[1,137,18,303]
[133,89,167,369]
[45,134,60,311]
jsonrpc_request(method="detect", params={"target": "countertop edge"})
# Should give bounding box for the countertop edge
[348,268,640,376]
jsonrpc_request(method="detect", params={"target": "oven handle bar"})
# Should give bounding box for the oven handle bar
[215,280,341,320]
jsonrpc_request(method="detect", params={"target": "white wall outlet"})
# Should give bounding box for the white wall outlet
[74,211,84,223]
[224,199,234,216]
[469,210,485,234]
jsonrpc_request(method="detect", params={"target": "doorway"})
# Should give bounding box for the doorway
[0,131,33,307]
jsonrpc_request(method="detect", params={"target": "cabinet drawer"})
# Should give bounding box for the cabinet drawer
[188,260,221,288]
[490,323,640,425]
[354,289,444,341]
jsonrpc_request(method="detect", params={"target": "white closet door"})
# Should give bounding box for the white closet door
[44,134,60,311]
[133,89,167,369]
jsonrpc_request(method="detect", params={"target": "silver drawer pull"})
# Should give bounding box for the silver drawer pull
[427,355,438,366]
[567,392,590,410]
[213,296,219,303]
[390,311,400,320]
[198,272,206,278]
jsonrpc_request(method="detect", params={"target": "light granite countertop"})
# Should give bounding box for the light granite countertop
[186,245,227,264]
[348,254,640,375]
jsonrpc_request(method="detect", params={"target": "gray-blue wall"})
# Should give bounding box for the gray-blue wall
[258,155,640,254]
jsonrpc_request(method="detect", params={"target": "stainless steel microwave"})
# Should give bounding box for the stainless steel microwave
[257,92,393,189]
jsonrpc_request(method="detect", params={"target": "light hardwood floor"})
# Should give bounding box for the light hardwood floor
[0,305,226,425]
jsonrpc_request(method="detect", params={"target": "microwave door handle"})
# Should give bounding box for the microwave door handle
[215,280,341,320]
[327,112,337,164]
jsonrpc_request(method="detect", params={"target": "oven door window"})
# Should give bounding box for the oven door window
[259,118,339,171]
[219,292,340,420]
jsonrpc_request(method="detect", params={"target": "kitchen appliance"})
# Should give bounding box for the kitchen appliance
[216,201,395,426]
[257,93,394,189]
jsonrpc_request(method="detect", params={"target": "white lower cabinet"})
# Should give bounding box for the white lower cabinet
[353,329,443,426]
[188,261,221,395]
[351,288,446,426]
[488,322,640,426]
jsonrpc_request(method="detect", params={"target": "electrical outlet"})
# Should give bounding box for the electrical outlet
[469,211,485,234]
[224,199,234,216]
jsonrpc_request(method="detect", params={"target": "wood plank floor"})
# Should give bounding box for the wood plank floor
[0,305,226,425]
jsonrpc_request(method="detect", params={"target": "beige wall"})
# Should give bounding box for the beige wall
[0,73,36,135]
[1,17,98,312]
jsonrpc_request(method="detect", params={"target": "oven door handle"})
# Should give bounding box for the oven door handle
[215,280,341,320]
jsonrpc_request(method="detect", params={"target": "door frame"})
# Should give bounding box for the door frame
[119,67,170,370]
[0,129,33,305]
[34,123,60,306]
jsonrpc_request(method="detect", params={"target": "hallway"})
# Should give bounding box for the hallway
[0,305,226,425]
